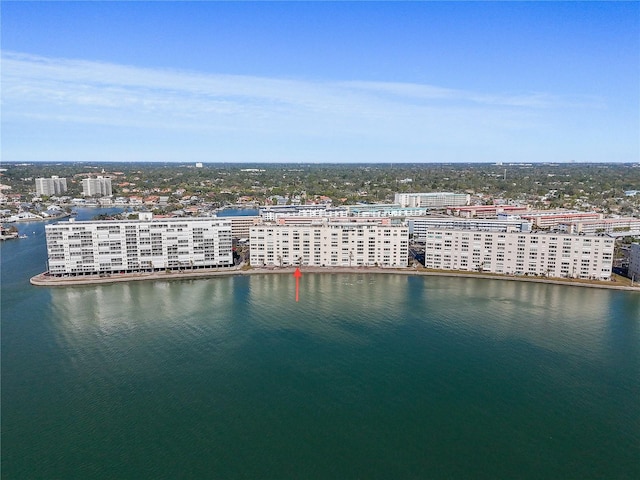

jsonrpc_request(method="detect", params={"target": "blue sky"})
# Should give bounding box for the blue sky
[1,1,638,163]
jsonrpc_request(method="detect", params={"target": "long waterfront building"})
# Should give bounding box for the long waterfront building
[421,229,614,280]
[250,219,409,267]
[45,216,233,276]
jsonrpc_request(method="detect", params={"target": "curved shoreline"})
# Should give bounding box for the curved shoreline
[30,266,640,291]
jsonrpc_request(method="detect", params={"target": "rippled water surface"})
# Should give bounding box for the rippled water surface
[2,215,639,479]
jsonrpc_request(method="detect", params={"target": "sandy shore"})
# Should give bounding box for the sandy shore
[30,265,640,291]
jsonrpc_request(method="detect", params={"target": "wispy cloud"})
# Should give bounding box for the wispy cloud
[0,51,608,162]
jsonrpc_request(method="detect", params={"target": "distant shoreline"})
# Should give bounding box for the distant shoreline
[29,266,640,291]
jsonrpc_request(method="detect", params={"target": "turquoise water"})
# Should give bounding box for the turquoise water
[2,212,639,479]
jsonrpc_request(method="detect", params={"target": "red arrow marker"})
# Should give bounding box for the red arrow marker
[293,267,302,302]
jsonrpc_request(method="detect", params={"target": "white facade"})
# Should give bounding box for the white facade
[421,229,614,280]
[409,217,532,240]
[347,204,429,217]
[560,217,640,237]
[629,243,640,282]
[35,176,67,196]
[518,210,602,229]
[259,205,348,221]
[45,218,233,276]
[394,192,470,208]
[250,220,409,267]
[82,177,113,197]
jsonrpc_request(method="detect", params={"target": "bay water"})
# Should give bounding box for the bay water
[2,210,639,479]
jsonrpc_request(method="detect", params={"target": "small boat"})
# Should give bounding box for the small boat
[19,234,28,239]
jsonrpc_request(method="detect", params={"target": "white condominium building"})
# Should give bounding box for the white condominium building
[394,192,470,208]
[422,230,614,280]
[35,176,67,196]
[82,176,113,197]
[259,205,348,221]
[250,219,409,267]
[347,204,429,218]
[45,217,233,276]
[409,217,532,241]
[448,204,530,218]
[559,217,640,237]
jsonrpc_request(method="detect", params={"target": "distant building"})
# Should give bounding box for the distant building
[195,162,203,168]
[259,204,348,221]
[35,176,67,197]
[559,217,640,237]
[448,204,530,218]
[82,176,112,197]
[394,192,470,208]
[45,217,233,276]
[347,204,428,218]
[517,210,602,229]
[421,230,614,280]
[250,218,408,267]
[409,217,531,241]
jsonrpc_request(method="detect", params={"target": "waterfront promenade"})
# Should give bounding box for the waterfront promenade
[30,265,640,291]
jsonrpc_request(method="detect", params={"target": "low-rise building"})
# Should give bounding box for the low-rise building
[45,217,233,276]
[409,217,532,241]
[447,204,530,218]
[249,219,408,267]
[559,217,640,237]
[259,204,348,221]
[421,230,614,280]
[394,192,470,208]
[347,204,429,217]
[518,210,602,229]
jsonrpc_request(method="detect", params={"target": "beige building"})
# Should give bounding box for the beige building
[250,219,409,267]
[422,229,614,280]
[518,210,602,229]
[225,215,260,240]
[559,217,640,237]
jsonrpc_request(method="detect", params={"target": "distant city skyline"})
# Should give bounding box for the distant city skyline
[1,1,638,163]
